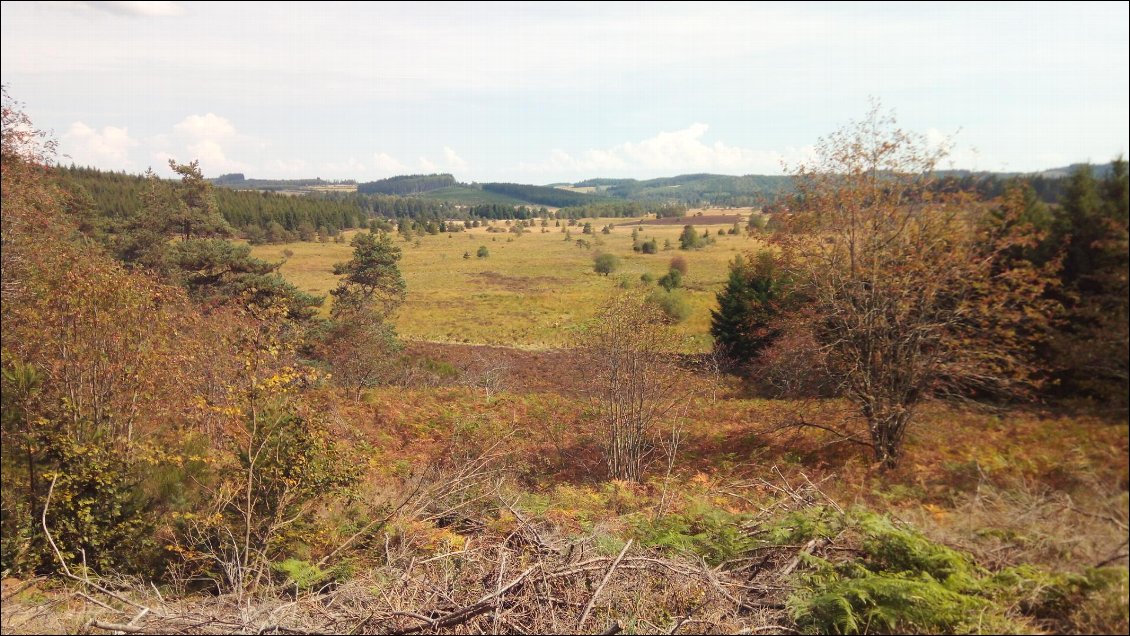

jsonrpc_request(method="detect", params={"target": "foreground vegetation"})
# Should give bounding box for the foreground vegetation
[2,91,1126,634]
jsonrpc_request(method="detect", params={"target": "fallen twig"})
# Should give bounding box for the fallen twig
[577,539,632,630]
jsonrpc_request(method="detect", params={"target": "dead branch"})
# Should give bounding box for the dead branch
[389,565,539,635]
[577,539,633,630]
[87,619,146,633]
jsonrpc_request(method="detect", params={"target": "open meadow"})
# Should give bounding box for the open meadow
[251,210,761,351]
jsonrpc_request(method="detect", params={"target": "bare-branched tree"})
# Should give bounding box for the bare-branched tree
[577,292,688,482]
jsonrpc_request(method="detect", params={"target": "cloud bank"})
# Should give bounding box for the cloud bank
[520,124,813,180]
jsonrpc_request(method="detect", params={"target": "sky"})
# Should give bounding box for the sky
[2,1,1128,184]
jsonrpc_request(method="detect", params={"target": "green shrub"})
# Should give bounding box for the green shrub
[634,505,758,566]
[593,253,620,276]
[786,509,1125,634]
[273,558,329,589]
[646,289,692,323]
[657,268,683,291]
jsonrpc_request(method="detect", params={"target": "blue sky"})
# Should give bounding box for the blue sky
[2,1,1127,183]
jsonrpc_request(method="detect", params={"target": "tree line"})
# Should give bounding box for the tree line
[57,165,366,242]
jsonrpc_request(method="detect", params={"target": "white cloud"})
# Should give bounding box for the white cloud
[414,147,468,175]
[150,150,175,169]
[53,1,185,17]
[372,152,405,174]
[173,113,236,140]
[159,113,247,175]
[186,139,246,174]
[520,124,810,178]
[442,146,467,171]
[63,121,137,167]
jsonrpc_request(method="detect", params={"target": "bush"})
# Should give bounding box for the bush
[633,504,756,566]
[593,253,620,276]
[657,268,683,291]
[646,289,692,323]
[785,508,1129,635]
[669,256,688,275]
[477,245,489,258]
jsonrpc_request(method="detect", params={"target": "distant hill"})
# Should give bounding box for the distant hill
[479,182,606,208]
[357,173,456,195]
[574,173,791,206]
[205,159,1121,211]
[1035,162,1116,179]
[418,184,532,206]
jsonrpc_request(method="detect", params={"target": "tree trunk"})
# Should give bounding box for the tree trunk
[866,408,912,470]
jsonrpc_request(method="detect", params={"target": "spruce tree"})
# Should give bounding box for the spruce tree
[710,252,789,364]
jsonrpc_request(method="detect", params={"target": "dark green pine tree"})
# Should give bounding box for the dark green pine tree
[710,252,789,366]
[331,231,407,318]
[1050,159,1129,407]
[1055,164,1107,293]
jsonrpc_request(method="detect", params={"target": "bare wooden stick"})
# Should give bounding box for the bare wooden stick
[779,538,827,578]
[40,477,73,578]
[492,548,508,632]
[88,619,145,633]
[577,539,632,630]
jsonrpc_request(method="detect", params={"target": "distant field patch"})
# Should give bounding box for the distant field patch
[620,209,752,226]
[252,216,768,351]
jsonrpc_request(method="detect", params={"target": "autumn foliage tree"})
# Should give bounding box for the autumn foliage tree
[2,90,201,572]
[773,105,1057,469]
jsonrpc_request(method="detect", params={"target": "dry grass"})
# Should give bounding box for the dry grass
[251,213,765,351]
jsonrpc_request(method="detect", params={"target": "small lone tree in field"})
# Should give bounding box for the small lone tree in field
[679,225,703,250]
[657,268,682,291]
[322,232,407,397]
[477,245,490,258]
[774,104,1056,469]
[331,231,406,317]
[593,252,620,276]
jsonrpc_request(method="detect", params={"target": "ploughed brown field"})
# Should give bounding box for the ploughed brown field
[617,212,749,226]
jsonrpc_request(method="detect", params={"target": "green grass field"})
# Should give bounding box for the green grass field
[251,213,764,350]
